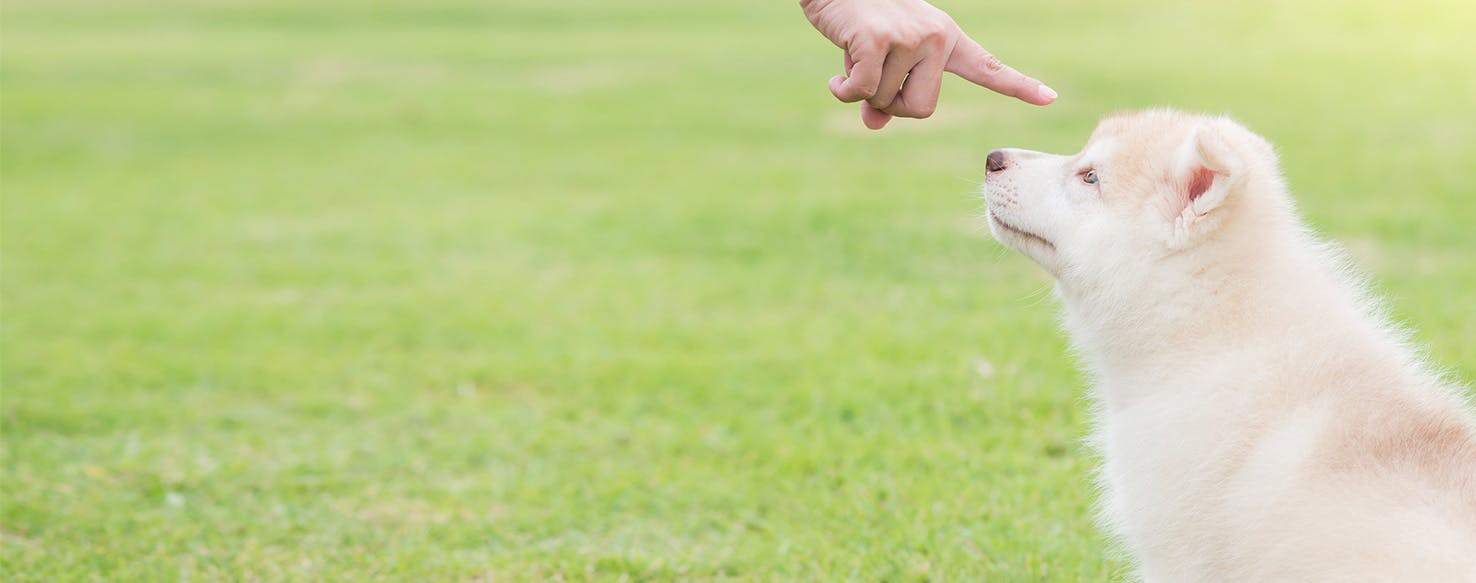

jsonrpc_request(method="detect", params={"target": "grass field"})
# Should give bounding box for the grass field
[3,0,1474,580]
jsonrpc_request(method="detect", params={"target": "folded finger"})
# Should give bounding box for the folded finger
[885,53,946,118]
[866,50,920,111]
[829,43,885,103]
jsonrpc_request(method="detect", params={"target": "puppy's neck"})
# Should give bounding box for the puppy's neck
[1055,223,1368,410]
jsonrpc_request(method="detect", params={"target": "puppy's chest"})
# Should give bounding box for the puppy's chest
[1093,383,1254,530]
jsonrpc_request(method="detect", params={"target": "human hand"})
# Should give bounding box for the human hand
[801,0,1056,129]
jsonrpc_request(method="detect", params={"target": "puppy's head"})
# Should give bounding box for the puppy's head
[983,109,1283,283]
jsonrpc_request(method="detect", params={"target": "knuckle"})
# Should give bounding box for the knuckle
[981,53,1006,74]
[923,16,951,37]
[893,101,935,118]
[848,33,885,56]
[887,106,914,118]
[875,30,901,46]
[894,29,925,50]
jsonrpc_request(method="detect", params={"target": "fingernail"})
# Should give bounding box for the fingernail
[1038,84,1058,102]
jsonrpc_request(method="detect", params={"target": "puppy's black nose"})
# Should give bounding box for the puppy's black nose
[986,150,1008,173]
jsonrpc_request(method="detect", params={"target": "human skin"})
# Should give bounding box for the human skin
[801,0,1055,129]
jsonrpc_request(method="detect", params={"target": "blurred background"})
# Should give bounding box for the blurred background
[3,0,1473,579]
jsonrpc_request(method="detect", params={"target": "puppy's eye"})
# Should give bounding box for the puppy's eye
[1082,170,1099,185]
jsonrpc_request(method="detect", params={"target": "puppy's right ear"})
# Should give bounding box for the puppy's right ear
[1170,123,1245,241]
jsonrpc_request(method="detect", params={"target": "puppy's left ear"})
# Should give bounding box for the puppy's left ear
[1171,123,1244,237]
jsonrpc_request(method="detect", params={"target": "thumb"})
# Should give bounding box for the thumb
[944,35,1056,106]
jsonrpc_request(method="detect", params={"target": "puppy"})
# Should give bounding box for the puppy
[983,109,1476,581]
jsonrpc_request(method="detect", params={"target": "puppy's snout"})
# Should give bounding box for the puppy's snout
[986,150,1008,173]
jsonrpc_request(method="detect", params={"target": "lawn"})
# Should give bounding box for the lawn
[2,0,1473,580]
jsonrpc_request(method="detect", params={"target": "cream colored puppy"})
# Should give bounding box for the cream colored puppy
[983,109,1476,581]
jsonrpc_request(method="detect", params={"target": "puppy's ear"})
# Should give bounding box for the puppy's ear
[1171,123,1244,237]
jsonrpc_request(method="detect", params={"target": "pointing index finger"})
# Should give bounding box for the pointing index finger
[944,35,1057,106]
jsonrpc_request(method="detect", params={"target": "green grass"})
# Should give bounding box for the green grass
[2,0,1473,579]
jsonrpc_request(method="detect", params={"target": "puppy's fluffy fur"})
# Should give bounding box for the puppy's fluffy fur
[983,109,1476,581]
